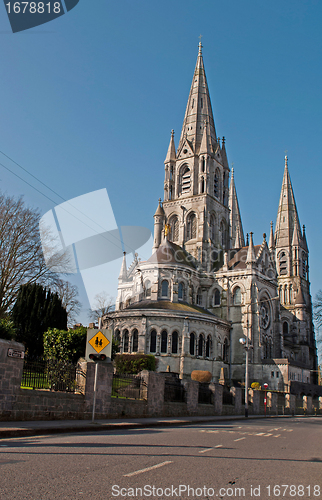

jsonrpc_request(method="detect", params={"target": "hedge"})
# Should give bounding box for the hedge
[114,353,156,374]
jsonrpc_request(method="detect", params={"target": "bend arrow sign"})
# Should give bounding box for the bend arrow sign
[3,0,79,33]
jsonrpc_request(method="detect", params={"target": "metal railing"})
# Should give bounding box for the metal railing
[21,357,79,393]
[198,383,213,404]
[164,376,186,403]
[112,373,147,400]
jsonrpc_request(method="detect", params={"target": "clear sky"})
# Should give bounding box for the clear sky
[0,0,321,331]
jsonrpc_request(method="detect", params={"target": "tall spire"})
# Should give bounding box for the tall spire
[164,129,176,163]
[229,168,245,248]
[178,42,217,154]
[268,221,275,251]
[275,156,301,249]
[246,232,256,265]
[119,252,127,281]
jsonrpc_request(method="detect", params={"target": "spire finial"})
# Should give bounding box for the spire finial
[284,153,288,168]
[198,35,203,55]
[171,129,174,137]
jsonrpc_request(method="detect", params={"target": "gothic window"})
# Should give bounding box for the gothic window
[172,331,178,354]
[190,332,195,355]
[187,213,197,240]
[201,97,203,108]
[196,287,202,306]
[161,280,169,298]
[223,338,229,363]
[289,284,293,304]
[200,177,205,194]
[132,329,138,352]
[213,288,221,306]
[214,169,220,198]
[170,216,179,242]
[206,335,212,358]
[178,282,185,301]
[170,166,173,180]
[161,330,168,354]
[150,329,157,353]
[223,172,227,205]
[284,285,288,304]
[144,280,151,298]
[279,251,287,275]
[220,220,227,248]
[283,322,289,335]
[123,329,129,353]
[268,338,272,358]
[198,334,205,357]
[169,185,173,200]
[181,166,191,194]
[233,287,242,305]
[201,156,205,172]
[302,252,307,279]
[210,214,216,242]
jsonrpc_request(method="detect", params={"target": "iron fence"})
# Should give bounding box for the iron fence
[21,357,79,392]
[164,376,186,403]
[112,373,147,400]
[198,383,213,404]
[223,389,234,405]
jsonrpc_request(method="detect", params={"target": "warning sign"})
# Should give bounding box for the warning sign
[88,331,110,353]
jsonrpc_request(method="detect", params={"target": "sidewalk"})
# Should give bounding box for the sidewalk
[0,413,299,439]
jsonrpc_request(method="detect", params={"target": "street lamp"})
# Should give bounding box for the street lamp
[240,296,279,418]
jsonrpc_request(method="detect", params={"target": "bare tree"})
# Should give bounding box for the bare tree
[53,279,82,327]
[0,192,70,318]
[89,291,114,323]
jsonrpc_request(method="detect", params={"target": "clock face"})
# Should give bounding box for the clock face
[260,303,270,330]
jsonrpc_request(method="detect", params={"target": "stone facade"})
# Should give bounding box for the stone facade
[104,43,317,392]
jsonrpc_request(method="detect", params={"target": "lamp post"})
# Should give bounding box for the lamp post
[239,296,279,418]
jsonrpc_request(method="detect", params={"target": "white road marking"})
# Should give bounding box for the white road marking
[264,433,272,436]
[234,437,246,442]
[255,432,265,435]
[124,461,173,477]
[274,434,281,437]
[215,444,223,448]
[199,448,213,454]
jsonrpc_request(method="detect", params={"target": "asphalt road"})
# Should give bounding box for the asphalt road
[0,417,321,500]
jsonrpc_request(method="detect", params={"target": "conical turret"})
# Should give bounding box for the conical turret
[229,168,245,248]
[178,42,217,154]
[164,129,176,163]
[268,221,275,251]
[246,232,256,265]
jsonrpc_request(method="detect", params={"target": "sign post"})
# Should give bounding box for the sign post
[263,382,268,416]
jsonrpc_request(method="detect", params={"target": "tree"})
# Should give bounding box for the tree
[89,291,114,323]
[0,192,69,318]
[11,283,67,357]
[52,279,82,327]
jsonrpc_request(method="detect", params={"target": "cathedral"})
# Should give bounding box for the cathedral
[104,43,317,390]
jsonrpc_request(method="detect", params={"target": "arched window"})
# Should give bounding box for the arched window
[210,214,216,242]
[206,335,211,358]
[214,169,220,198]
[223,338,229,362]
[132,329,138,352]
[161,280,169,298]
[123,329,129,353]
[302,252,307,279]
[181,166,191,194]
[150,329,157,353]
[170,166,173,180]
[214,289,221,306]
[283,322,289,335]
[198,334,204,357]
[201,156,205,172]
[187,213,197,240]
[169,185,173,200]
[190,332,195,355]
[279,251,287,275]
[170,216,179,242]
[144,280,151,298]
[172,331,178,354]
[178,282,185,301]
[220,221,227,248]
[161,330,168,354]
[233,287,241,305]
[200,177,205,194]
[196,287,202,306]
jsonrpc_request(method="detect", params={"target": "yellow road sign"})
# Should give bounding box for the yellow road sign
[88,330,110,353]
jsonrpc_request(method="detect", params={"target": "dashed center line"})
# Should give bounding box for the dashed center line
[199,448,213,454]
[124,461,173,477]
[255,432,265,435]
[274,434,281,438]
[215,444,223,448]
[264,433,273,436]
[234,437,246,442]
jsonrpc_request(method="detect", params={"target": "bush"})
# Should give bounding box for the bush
[251,382,261,390]
[43,326,87,363]
[114,354,156,374]
[0,317,16,341]
[191,370,212,383]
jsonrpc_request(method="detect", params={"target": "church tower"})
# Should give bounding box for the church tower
[162,42,234,270]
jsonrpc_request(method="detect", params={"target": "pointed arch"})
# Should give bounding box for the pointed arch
[169,215,179,242]
[187,212,197,240]
[190,332,195,355]
[214,168,220,198]
[180,165,191,194]
[150,329,157,353]
[132,329,138,352]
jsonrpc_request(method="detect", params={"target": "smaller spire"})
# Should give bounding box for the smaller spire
[119,252,127,281]
[154,198,165,217]
[285,155,288,168]
[292,220,301,246]
[302,225,308,251]
[246,232,256,264]
[164,130,176,163]
[199,120,213,154]
[268,221,275,250]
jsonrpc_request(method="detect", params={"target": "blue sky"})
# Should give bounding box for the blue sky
[0,0,321,329]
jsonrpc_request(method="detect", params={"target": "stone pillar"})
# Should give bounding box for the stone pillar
[138,317,147,353]
[209,383,223,414]
[231,387,242,414]
[182,379,198,415]
[84,362,113,417]
[251,389,260,415]
[0,340,25,418]
[303,395,313,414]
[285,394,296,415]
[268,392,278,414]
[141,371,165,416]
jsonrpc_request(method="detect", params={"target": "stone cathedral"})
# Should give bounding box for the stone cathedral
[104,43,317,390]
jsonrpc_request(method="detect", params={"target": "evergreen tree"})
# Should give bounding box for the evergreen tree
[11,283,67,357]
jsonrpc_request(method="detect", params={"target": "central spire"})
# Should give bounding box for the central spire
[178,42,217,154]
